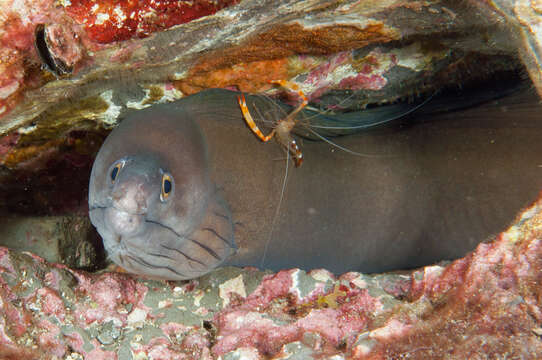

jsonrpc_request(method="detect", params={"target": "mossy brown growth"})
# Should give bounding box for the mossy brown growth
[0,129,108,216]
[58,216,106,271]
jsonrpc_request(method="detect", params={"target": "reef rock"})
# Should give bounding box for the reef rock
[0,0,537,150]
[0,193,541,359]
[0,1,542,358]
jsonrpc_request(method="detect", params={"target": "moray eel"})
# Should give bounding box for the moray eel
[88,105,236,280]
[89,86,542,279]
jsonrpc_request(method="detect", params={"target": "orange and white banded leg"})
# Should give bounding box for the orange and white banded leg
[269,80,308,114]
[237,93,276,142]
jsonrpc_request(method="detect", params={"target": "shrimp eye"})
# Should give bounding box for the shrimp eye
[160,173,173,202]
[110,161,124,183]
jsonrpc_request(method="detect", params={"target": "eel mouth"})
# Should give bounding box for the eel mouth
[108,220,219,280]
[107,208,145,236]
[89,203,147,240]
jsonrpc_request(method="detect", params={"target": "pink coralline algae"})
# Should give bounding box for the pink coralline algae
[0,6,41,118]
[0,196,542,358]
[0,0,83,117]
[289,49,398,102]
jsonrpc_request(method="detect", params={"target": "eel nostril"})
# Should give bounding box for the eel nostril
[111,187,125,202]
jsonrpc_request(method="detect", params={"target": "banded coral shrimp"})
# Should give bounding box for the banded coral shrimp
[237,80,434,167]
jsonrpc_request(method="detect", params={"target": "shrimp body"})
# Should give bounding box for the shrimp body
[238,80,307,167]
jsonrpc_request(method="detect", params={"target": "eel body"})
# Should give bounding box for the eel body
[89,87,542,278]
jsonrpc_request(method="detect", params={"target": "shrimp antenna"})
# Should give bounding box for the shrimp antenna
[298,94,435,158]
[303,125,396,158]
[260,148,290,268]
[307,94,435,130]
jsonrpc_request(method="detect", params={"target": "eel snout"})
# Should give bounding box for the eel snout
[110,178,148,216]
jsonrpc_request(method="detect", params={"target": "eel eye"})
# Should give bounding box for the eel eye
[110,161,124,183]
[160,173,173,202]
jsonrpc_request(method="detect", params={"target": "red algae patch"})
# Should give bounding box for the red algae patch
[0,0,239,118]
[65,0,239,43]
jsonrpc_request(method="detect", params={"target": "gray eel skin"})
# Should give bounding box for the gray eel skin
[89,86,542,279]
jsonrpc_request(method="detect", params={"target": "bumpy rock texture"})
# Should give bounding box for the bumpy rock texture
[0,0,534,216]
[0,0,528,128]
[0,0,534,166]
[1,1,542,358]
[0,194,541,359]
